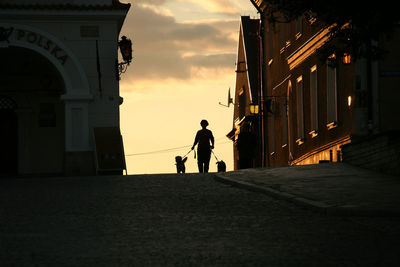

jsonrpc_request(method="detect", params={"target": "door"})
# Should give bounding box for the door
[0,98,18,175]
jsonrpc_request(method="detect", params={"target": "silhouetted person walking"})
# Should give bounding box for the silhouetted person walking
[192,120,215,173]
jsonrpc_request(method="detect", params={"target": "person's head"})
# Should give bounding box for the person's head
[200,120,209,129]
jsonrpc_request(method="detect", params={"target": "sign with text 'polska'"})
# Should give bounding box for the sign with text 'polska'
[0,27,69,65]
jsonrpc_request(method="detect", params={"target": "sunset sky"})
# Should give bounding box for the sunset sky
[119,0,258,174]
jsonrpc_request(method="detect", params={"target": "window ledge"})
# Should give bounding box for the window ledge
[327,121,337,130]
[309,130,318,138]
[296,138,304,145]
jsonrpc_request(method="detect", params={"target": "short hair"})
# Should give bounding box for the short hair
[200,120,209,127]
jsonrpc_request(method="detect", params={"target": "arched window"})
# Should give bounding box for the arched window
[0,96,17,110]
[296,76,304,144]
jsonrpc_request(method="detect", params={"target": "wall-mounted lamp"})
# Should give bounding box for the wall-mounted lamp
[342,53,351,65]
[250,103,259,114]
[117,36,133,79]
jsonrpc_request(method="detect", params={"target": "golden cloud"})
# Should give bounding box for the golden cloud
[120,4,239,83]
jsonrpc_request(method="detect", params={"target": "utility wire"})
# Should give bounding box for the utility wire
[125,145,191,156]
[125,139,231,157]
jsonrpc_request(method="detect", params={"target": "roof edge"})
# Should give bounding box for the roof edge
[0,1,131,11]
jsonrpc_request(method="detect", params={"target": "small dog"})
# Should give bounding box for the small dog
[175,156,187,174]
[216,160,226,172]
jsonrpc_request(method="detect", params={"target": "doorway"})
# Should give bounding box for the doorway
[0,47,65,175]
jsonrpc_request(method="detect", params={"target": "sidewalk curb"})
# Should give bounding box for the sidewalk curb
[214,173,400,217]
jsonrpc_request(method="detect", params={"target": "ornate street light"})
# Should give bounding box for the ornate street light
[117,36,133,79]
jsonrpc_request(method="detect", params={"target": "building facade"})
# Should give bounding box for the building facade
[246,0,400,170]
[264,14,354,166]
[0,0,130,176]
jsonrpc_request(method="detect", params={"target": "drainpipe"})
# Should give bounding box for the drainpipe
[256,20,264,167]
[250,0,268,168]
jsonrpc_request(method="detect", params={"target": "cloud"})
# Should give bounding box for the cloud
[131,0,169,5]
[184,0,240,16]
[120,4,239,86]
[186,53,235,68]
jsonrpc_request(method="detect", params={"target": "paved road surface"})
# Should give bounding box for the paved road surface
[0,173,399,266]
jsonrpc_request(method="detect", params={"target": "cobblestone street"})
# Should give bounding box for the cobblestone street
[1,173,399,266]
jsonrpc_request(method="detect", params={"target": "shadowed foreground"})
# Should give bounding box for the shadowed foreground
[0,173,399,266]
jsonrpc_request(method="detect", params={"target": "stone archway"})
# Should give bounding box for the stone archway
[0,96,18,175]
[1,23,94,175]
[0,46,66,175]
[1,23,93,152]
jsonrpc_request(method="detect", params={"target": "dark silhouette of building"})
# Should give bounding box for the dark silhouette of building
[226,16,262,170]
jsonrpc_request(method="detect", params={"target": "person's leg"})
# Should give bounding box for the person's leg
[203,150,211,173]
[197,161,203,173]
[204,161,209,173]
[197,149,206,173]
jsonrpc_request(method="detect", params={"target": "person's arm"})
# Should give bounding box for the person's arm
[210,131,215,149]
[191,132,199,150]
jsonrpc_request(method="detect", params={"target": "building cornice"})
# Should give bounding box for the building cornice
[0,1,131,33]
[0,1,130,11]
[286,26,333,70]
[249,0,267,13]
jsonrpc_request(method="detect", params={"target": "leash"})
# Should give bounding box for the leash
[211,150,219,162]
[182,149,192,158]
[183,148,196,159]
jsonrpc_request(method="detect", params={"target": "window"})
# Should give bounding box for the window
[280,21,291,52]
[306,11,317,24]
[0,96,16,109]
[327,58,338,128]
[296,76,304,144]
[268,112,275,154]
[310,65,318,136]
[280,23,286,52]
[267,24,274,65]
[287,81,294,161]
[282,96,288,147]
[239,88,246,119]
[285,23,291,47]
[295,16,303,39]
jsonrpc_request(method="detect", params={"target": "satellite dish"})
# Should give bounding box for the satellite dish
[219,87,235,107]
[227,88,232,107]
